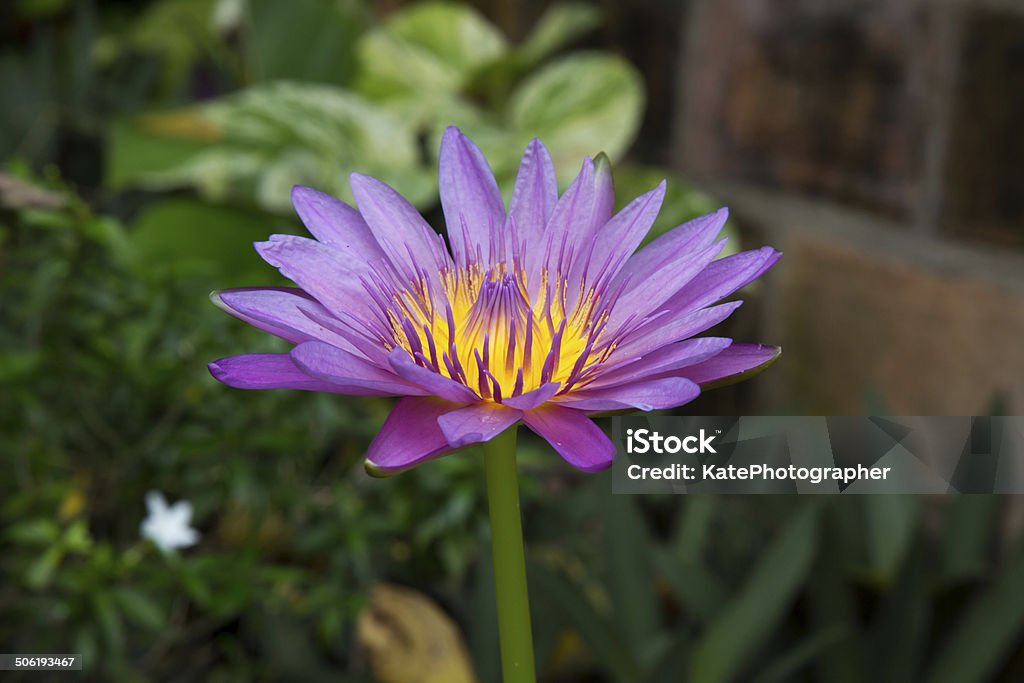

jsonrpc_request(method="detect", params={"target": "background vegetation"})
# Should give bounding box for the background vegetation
[2,1,1023,681]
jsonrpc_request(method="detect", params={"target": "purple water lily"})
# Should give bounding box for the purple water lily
[209,127,780,473]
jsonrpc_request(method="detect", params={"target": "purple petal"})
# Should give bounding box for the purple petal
[557,377,700,412]
[215,287,357,351]
[439,127,505,266]
[502,381,560,410]
[291,186,385,261]
[522,405,615,472]
[580,180,666,288]
[614,208,729,287]
[350,172,449,279]
[366,397,459,473]
[666,247,781,314]
[674,343,781,389]
[209,354,347,393]
[606,238,727,334]
[527,158,595,295]
[507,138,557,256]
[254,235,376,321]
[438,403,522,448]
[291,341,426,396]
[388,348,480,403]
[588,337,732,389]
[610,301,743,362]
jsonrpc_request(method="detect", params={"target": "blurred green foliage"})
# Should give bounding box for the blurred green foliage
[1,0,1023,681]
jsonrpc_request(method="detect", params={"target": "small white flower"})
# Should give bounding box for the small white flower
[140,491,199,553]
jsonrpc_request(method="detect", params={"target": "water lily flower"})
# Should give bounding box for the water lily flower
[140,491,200,553]
[209,127,780,474]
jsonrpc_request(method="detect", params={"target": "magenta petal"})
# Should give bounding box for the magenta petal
[254,235,375,321]
[558,377,700,412]
[439,127,505,265]
[291,186,385,261]
[580,180,666,287]
[612,301,743,362]
[507,138,557,255]
[366,397,459,473]
[502,381,560,410]
[215,287,357,350]
[291,341,425,396]
[438,403,522,448]
[589,337,732,389]
[676,343,782,388]
[667,247,782,314]
[522,405,615,472]
[209,354,347,393]
[615,208,729,286]
[607,239,728,334]
[350,172,449,279]
[388,348,480,403]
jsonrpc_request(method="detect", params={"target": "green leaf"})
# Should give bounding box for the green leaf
[753,625,848,683]
[518,3,601,66]
[926,539,1024,683]
[355,2,506,102]
[603,495,660,666]
[528,562,640,683]
[112,587,165,630]
[508,53,644,185]
[243,0,367,86]
[940,496,999,583]
[863,495,918,583]
[690,504,820,683]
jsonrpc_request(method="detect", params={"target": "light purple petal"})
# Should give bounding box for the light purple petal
[665,247,782,314]
[388,348,480,403]
[579,180,666,288]
[507,138,557,259]
[214,287,357,351]
[291,185,385,261]
[522,405,615,472]
[350,172,449,279]
[439,127,505,266]
[674,343,781,389]
[557,377,700,412]
[606,238,727,334]
[588,337,732,389]
[366,397,460,473]
[209,354,348,393]
[610,301,744,362]
[291,341,426,396]
[527,158,595,296]
[502,381,560,410]
[254,235,376,321]
[438,403,522,448]
[614,208,729,288]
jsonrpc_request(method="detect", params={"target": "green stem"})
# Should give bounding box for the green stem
[483,425,536,683]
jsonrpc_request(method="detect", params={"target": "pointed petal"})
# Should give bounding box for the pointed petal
[350,172,449,279]
[674,343,781,389]
[507,138,557,252]
[588,337,732,389]
[214,287,357,351]
[291,341,426,396]
[254,235,375,321]
[606,238,727,334]
[522,405,614,472]
[610,301,743,362]
[666,247,781,313]
[580,180,666,288]
[527,158,594,295]
[502,381,560,410]
[439,127,505,265]
[557,377,700,412]
[209,353,349,393]
[388,348,480,403]
[366,397,459,473]
[614,208,729,287]
[291,185,385,261]
[438,403,522,448]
